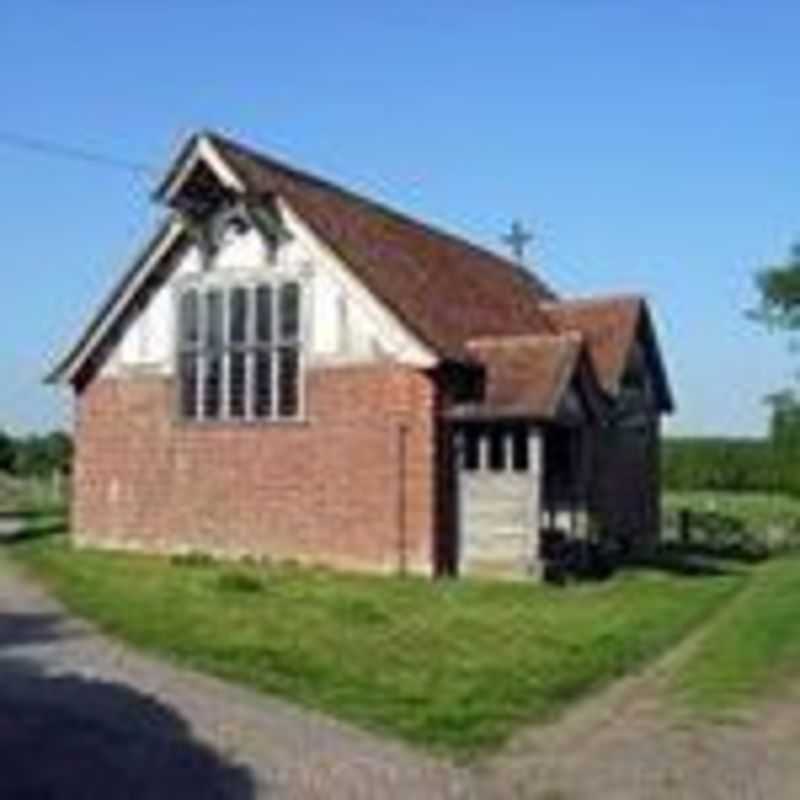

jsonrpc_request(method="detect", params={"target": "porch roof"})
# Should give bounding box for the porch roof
[541,294,674,412]
[446,333,590,421]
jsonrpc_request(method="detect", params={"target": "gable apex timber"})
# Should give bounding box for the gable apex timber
[154,132,246,203]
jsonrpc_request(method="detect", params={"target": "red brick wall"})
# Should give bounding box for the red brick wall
[72,364,439,575]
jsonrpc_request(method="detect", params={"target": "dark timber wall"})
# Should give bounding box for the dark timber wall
[588,417,661,552]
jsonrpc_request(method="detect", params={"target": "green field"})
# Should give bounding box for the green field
[2,524,743,756]
[0,472,66,515]
[664,491,800,531]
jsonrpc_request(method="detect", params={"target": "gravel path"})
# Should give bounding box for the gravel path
[0,557,474,800]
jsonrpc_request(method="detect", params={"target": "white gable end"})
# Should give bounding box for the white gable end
[101,198,436,378]
[279,199,436,367]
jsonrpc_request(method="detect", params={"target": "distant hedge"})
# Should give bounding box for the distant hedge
[663,437,800,496]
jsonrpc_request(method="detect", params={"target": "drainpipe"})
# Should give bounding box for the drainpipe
[397,422,409,576]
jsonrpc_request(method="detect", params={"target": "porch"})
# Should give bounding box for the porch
[452,422,591,579]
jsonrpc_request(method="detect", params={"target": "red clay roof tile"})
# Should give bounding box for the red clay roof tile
[209,133,557,360]
[449,334,584,419]
[541,295,642,395]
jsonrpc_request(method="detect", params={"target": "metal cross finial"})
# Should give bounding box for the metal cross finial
[501,219,533,263]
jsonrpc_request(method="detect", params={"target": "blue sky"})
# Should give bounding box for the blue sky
[1,1,798,436]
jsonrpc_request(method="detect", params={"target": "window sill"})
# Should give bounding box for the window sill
[173,416,311,430]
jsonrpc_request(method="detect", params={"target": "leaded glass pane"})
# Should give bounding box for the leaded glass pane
[278,346,299,418]
[254,351,273,418]
[256,286,273,344]
[229,287,248,345]
[229,351,247,418]
[279,283,300,342]
[203,354,222,419]
[179,353,199,419]
[206,290,224,350]
[179,290,199,346]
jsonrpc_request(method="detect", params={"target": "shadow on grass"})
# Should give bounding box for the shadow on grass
[3,523,68,544]
[0,518,68,547]
[667,541,769,564]
[630,543,753,578]
[0,612,259,798]
[0,508,67,521]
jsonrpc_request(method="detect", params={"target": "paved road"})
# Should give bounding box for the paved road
[0,558,475,800]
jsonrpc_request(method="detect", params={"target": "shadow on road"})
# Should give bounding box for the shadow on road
[0,611,72,649]
[0,611,260,799]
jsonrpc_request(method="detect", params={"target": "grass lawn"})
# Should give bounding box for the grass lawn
[673,554,800,715]
[3,526,744,756]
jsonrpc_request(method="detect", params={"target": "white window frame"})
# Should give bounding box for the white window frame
[175,274,306,424]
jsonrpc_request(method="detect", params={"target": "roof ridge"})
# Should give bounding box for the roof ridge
[467,331,583,348]
[206,131,556,300]
[542,293,643,310]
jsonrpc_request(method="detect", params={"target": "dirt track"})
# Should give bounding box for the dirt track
[477,624,800,800]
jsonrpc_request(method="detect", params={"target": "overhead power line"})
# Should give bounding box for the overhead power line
[0,130,158,177]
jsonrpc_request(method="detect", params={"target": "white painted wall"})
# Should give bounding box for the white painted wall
[101,208,436,377]
[458,428,543,578]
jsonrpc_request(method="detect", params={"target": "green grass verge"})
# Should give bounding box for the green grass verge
[0,472,67,515]
[673,554,800,715]
[664,491,800,543]
[3,529,743,755]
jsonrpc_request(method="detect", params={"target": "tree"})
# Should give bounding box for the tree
[751,242,800,446]
[13,431,73,477]
[0,429,14,473]
[751,242,800,331]
[764,390,800,450]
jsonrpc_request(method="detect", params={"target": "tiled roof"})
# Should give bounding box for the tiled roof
[542,295,674,412]
[448,334,585,419]
[208,133,557,360]
[542,295,642,395]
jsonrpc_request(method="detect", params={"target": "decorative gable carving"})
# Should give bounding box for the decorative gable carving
[178,196,292,273]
